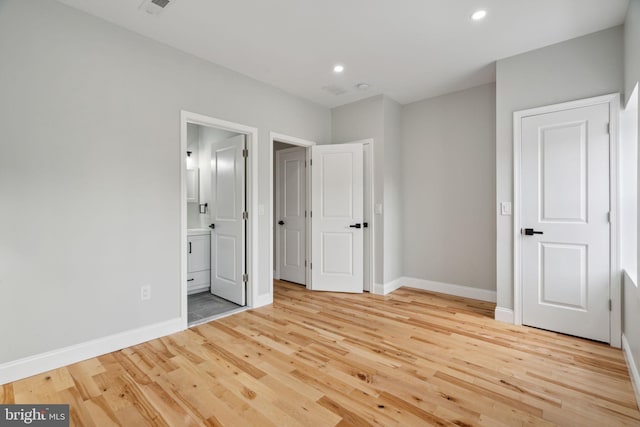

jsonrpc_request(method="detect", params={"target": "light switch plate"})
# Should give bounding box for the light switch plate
[500,202,512,216]
[375,204,383,215]
[258,204,265,216]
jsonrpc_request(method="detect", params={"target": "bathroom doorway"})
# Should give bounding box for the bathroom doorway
[181,111,258,327]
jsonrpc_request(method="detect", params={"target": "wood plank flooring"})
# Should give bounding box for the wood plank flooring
[3,280,639,426]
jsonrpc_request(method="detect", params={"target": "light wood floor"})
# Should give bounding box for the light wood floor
[2,281,639,426]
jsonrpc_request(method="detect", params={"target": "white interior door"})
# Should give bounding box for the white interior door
[277,148,306,285]
[311,143,363,293]
[210,134,246,306]
[521,103,610,342]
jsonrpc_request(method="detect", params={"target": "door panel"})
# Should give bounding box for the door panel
[311,143,363,293]
[539,243,587,309]
[521,103,610,342]
[540,122,587,222]
[210,134,246,306]
[278,148,306,284]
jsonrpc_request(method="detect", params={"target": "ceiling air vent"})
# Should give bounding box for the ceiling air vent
[322,85,347,96]
[139,0,176,16]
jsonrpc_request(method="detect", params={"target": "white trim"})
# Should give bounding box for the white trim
[362,141,375,293]
[378,276,497,302]
[494,307,515,324]
[512,93,621,347]
[0,318,182,386]
[374,277,404,295]
[269,132,316,293]
[181,111,259,326]
[373,282,385,294]
[401,277,497,302]
[623,334,640,411]
[187,307,249,327]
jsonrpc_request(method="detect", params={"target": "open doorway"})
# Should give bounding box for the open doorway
[271,133,314,290]
[274,141,309,287]
[181,111,258,328]
[269,133,375,296]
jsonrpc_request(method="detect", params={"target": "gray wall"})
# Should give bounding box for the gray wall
[331,96,386,284]
[0,0,330,363]
[626,0,640,105]
[402,83,496,290]
[383,98,404,283]
[495,27,624,309]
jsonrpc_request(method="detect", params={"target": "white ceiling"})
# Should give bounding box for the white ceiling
[56,0,629,107]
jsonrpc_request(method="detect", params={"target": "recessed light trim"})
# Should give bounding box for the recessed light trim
[333,64,345,73]
[471,10,487,21]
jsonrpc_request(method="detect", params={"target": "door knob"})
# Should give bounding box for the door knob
[523,228,543,235]
[278,220,285,225]
[209,224,215,229]
[349,223,362,229]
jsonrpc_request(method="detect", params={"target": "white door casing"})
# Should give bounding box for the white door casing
[277,148,306,285]
[363,143,373,292]
[311,143,364,293]
[520,102,611,342]
[210,134,246,305]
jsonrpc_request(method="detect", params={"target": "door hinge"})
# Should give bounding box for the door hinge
[607,211,610,223]
[310,263,312,270]
[304,210,307,218]
[310,211,312,218]
[243,273,248,283]
[609,299,612,311]
[606,123,610,134]
[242,211,248,220]
[310,159,312,166]
[304,260,307,267]
[242,148,248,158]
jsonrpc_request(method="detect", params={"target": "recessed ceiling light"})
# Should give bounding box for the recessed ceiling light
[333,64,345,73]
[471,10,487,21]
[356,83,370,91]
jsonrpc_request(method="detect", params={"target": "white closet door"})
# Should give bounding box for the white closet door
[278,148,306,285]
[311,143,363,293]
[521,103,610,342]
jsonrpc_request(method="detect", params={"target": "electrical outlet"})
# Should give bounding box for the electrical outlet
[141,285,151,301]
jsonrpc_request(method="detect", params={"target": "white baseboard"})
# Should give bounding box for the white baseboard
[252,293,273,308]
[494,307,515,324]
[187,284,210,295]
[398,277,497,302]
[371,278,403,295]
[622,334,640,411]
[0,318,183,386]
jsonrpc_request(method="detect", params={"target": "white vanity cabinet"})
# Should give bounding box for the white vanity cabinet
[187,230,210,294]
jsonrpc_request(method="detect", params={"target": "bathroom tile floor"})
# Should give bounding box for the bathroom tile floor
[187,291,242,324]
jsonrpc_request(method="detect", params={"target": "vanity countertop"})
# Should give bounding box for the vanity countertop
[187,228,211,236]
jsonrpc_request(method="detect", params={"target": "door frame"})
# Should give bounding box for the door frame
[269,134,375,294]
[270,132,315,290]
[512,93,621,347]
[180,111,258,329]
[275,146,308,285]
